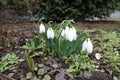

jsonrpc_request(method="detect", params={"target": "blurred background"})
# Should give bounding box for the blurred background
[0,0,120,22]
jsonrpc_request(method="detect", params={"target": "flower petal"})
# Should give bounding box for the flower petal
[39,24,45,33]
[82,39,88,51]
[95,53,101,60]
[86,38,93,53]
[47,28,54,39]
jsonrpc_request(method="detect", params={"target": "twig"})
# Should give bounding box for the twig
[26,0,37,27]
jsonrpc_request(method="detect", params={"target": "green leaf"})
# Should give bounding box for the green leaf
[21,45,29,49]
[43,75,51,80]
[31,41,35,50]
[38,69,44,76]
[67,65,76,73]
[37,45,43,49]
[33,77,39,80]
[0,62,8,70]
[24,51,35,71]
[0,54,19,71]
[26,72,33,79]
[113,76,118,80]
[33,36,41,48]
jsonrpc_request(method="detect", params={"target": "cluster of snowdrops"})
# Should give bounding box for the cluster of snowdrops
[38,20,101,59]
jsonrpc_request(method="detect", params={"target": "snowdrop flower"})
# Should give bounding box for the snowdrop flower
[64,26,70,40]
[72,27,77,40]
[87,38,93,53]
[47,27,54,39]
[39,24,45,33]
[64,26,77,42]
[82,38,93,53]
[68,27,75,42]
[82,39,88,52]
[95,53,101,60]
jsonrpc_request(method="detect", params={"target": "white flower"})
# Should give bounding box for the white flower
[95,53,101,60]
[72,27,77,40]
[39,24,45,33]
[82,39,88,51]
[68,27,75,42]
[47,27,54,39]
[65,26,70,40]
[82,38,93,53]
[64,26,77,42]
[87,38,93,53]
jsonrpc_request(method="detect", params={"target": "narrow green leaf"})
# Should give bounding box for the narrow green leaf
[24,51,34,71]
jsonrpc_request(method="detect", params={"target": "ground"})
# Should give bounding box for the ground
[0,20,120,80]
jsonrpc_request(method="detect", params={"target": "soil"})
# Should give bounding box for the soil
[0,21,119,80]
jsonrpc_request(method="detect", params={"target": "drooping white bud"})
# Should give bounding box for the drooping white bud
[72,27,77,40]
[68,27,75,42]
[86,38,93,53]
[39,24,45,33]
[64,26,77,42]
[82,38,93,54]
[82,39,88,51]
[65,26,70,40]
[50,28,54,39]
[47,27,54,39]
